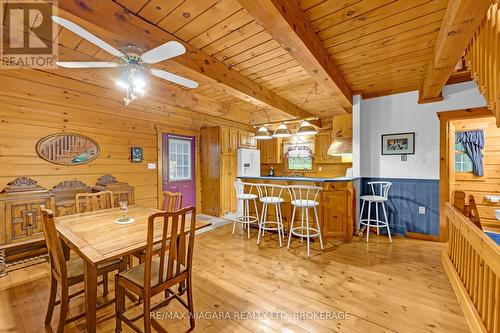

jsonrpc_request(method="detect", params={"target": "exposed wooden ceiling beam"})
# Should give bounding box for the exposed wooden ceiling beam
[419,0,494,103]
[237,0,352,112]
[56,0,313,120]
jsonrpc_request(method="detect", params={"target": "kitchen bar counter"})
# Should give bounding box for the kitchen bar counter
[237,176,356,182]
[238,176,355,242]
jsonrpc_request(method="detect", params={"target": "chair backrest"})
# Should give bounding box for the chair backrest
[468,195,483,230]
[287,185,322,203]
[233,181,257,196]
[163,191,183,212]
[368,181,392,200]
[144,207,196,289]
[256,183,286,199]
[40,207,67,283]
[75,191,114,213]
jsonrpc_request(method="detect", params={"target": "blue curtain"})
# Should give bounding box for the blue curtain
[456,130,485,176]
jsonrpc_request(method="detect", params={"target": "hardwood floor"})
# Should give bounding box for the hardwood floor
[0,224,469,333]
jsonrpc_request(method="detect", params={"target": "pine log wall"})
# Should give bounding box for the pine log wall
[0,70,251,210]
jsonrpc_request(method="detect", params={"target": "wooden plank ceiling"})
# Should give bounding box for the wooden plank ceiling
[19,0,464,124]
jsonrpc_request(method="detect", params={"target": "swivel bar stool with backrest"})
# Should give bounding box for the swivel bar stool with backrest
[233,180,260,238]
[287,185,324,257]
[256,183,286,247]
[359,181,392,242]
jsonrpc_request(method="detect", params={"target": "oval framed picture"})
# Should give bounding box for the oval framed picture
[36,133,100,165]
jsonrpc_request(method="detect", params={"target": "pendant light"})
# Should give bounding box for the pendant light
[254,126,272,140]
[296,120,318,136]
[273,123,292,138]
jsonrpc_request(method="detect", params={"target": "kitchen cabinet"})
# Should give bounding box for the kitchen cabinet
[315,131,337,163]
[221,127,239,155]
[258,138,282,164]
[239,131,256,148]
[201,126,238,217]
[332,114,352,138]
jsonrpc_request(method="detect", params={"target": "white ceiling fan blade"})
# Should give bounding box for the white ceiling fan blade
[56,61,120,68]
[151,69,198,89]
[52,16,124,58]
[141,41,186,64]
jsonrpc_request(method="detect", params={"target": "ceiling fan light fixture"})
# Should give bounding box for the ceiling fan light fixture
[133,78,146,89]
[116,79,128,89]
[254,126,272,140]
[273,123,292,138]
[296,120,318,136]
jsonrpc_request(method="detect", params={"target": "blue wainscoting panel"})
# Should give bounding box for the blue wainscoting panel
[360,178,440,236]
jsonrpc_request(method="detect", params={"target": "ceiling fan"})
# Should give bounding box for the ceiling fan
[51,16,198,105]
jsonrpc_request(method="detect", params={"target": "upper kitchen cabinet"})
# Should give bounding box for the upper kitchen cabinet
[239,131,257,149]
[258,138,282,164]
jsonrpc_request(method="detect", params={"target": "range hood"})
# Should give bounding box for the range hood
[327,114,353,157]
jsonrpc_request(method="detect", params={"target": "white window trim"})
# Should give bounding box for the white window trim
[168,138,192,182]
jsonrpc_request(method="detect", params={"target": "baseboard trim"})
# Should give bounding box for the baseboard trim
[406,232,440,242]
[441,252,487,333]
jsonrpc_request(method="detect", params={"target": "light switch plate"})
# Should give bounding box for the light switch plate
[418,206,426,215]
[147,163,156,170]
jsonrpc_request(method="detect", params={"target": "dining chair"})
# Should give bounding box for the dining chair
[74,190,115,294]
[115,207,197,333]
[75,190,114,213]
[163,191,183,211]
[131,192,184,265]
[40,208,122,333]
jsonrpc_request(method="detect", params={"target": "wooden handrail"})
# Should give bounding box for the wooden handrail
[464,1,500,126]
[443,203,500,333]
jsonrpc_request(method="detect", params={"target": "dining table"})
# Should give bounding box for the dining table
[55,205,211,333]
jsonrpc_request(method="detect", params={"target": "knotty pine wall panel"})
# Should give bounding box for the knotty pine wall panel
[0,71,251,210]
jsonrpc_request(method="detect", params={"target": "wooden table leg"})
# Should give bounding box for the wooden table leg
[61,241,70,261]
[84,261,98,333]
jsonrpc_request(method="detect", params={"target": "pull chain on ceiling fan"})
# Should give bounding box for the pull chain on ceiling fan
[51,16,198,105]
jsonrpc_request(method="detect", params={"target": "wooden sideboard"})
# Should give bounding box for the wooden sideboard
[0,177,55,267]
[92,174,134,206]
[0,175,134,273]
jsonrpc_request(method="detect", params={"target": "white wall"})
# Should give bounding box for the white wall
[360,81,487,179]
[352,95,361,178]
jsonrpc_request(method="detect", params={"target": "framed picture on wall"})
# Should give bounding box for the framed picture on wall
[131,147,143,163]
[381,132,415,155]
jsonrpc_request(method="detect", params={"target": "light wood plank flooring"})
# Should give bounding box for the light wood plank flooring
[0,224,469,333]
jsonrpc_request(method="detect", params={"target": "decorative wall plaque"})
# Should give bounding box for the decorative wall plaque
[36,133,99,165]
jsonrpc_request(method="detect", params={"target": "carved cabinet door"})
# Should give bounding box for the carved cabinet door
[5,198,49,243]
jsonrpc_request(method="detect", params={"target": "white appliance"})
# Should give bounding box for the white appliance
[237,148,260,177]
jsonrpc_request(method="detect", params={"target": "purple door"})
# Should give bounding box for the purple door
[162,133,196,208]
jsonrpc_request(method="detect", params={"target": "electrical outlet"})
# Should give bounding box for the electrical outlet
[418,206,426,215]
[147,163,156,170]
[318,166,323,171]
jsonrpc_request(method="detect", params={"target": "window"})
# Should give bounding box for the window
[288,156,313,171]
[169,138,192,181]
[455,142,473,172]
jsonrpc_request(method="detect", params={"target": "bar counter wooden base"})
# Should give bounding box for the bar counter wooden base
[239,177,355,242]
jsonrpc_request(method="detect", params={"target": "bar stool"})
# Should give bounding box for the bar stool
[256,184,286,247]
[233,181,259,238]
[287,185,323,257]
[359,181,392,242]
